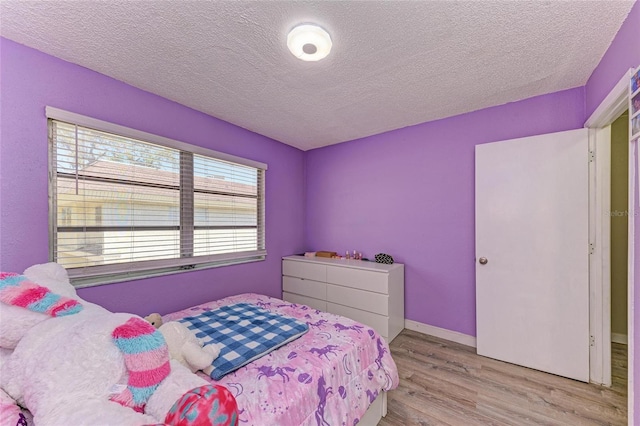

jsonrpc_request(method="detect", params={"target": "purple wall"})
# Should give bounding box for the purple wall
[0,38,306,315]
[584,1,639,421]
[305,87,585,336]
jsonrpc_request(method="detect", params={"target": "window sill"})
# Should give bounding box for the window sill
[70,255,266,288]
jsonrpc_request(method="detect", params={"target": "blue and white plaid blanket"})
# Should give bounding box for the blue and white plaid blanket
[178,302,309,380]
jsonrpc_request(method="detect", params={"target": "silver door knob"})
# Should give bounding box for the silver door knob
[479,257,488,265]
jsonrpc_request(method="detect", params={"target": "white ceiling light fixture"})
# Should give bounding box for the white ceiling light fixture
[287,24,332,62]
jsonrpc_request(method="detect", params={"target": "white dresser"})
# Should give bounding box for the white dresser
[282,255,405,342]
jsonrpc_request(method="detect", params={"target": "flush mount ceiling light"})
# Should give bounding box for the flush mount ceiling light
[287,24,332,62]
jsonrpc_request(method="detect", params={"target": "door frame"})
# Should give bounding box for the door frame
[588,125,611,386]
[584,67,635,424]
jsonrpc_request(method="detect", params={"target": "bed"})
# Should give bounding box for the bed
[163,293,399,426]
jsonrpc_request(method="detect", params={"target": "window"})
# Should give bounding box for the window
[60,207,72,226]
[94,206,102,225]
[47,108,267,287]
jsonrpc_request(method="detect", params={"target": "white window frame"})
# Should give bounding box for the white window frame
[46,107,267,287]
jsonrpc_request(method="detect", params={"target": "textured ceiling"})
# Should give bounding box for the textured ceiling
[0,1,634,151]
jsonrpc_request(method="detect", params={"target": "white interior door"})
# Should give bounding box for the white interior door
[475,128,590,382]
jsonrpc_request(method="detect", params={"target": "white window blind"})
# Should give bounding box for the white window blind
[47,108,266,286]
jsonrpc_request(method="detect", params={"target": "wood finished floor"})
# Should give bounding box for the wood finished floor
[379,330,627,426]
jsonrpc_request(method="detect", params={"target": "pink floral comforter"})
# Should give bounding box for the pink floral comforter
[163,293,399,426]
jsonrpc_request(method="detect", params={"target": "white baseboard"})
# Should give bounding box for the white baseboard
[404,319,477,348]
[611,332,627,345]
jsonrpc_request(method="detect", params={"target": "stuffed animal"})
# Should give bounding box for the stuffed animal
[0,263,92,349]
[145,312,163,329]
[158,321,221,374]
[144,313,220,374]
[0,263,237,426]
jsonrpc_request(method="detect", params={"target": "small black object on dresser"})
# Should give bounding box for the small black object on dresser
[374,253,394,264]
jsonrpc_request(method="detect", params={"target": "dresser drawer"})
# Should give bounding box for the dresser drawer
[326,265,389,294]
[326,284,389,316]
[327,302,389,338]
[283,291,327,312]
[283,260,326,282]
[282,256,404,340]
[283,276,326,300]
